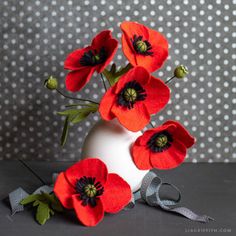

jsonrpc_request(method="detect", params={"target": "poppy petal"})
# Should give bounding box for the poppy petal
[72,195,104,226]
[121,22,149,68]
[131,144,152,170]
[99,86,116,120]
[101,173,131,213]
[53,172,76,209]
[91,30,112,49]
[111,103,150,132]
[96,38,118,73]
[163,120,195,148]
[135,46,168,73]
[65,158,108,187]
[137,28,168,72]
[121,33,137,66]
[114,66,150,94]
[65,67,95,92]
[120,21,149,49]
[144,76,170,114]
[150,140,187,169]
[64,46,93,71]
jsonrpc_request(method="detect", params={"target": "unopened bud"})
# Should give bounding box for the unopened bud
[44,76,58,90]
[174,65,189,79]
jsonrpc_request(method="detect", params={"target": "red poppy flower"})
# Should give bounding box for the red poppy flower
[54,158,131,227]
[131,120,195,170]
[120,21,168,73]
[64,30,118,92]
[99,66,170,132]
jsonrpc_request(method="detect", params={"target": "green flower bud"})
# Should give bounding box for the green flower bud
[44,76,58,90]
[174,65,189,79]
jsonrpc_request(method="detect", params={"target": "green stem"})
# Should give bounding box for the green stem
[150,121,155,128]
[165,76,176,84]
[100,73,107,91]
[56,89,99,105]
[18,159,46,185]
[65,103,96,108]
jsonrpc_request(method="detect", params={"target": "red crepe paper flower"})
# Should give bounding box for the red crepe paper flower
[131,120,195,170]
[54,158,131,227]
[99,66,170,132]
[64,30,118,92]
[120,21,169,73]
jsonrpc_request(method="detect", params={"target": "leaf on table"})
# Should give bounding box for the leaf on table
[36,201,51,225]
[41,192,63,212]
[20,194,42,205]
[20,192,64,226]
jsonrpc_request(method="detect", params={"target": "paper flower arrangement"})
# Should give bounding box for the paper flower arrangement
[40,21,197,227]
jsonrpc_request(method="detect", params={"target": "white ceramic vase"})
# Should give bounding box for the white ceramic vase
[81,119,148,192]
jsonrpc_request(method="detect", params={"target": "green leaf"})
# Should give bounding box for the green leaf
[110,63,116,74]
[36,202,51,225]
[103,63,132,86]
[20,192,62,226]
[20,194,42,205]
[33,199,41,207]
[40,192,63,212]
[60,116,69,147]
[58,104,98,146]
[71,106,98,124]
[57,109,80,121]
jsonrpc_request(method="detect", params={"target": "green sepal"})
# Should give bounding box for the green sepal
[103,63,132,86]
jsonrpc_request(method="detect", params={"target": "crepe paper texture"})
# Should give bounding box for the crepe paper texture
[54,158,132,226]
[131,120,195,170]
[99,66,170,131]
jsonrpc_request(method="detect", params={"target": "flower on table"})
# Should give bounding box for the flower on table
[54,158,131,227]
[120,21,168,73]
[99,66,170,132]
[131,120,195,170]
[64,30,118,92]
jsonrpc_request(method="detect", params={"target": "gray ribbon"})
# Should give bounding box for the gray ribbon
[131,171,214,223]
[9,187,29,216]
[8,185,53,216]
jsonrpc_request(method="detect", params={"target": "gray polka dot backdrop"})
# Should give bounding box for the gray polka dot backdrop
[1,0,236,162]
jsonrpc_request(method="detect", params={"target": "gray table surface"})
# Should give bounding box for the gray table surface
[0,161,235,236]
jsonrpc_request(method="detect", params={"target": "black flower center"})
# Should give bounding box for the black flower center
[75,176,104,207]
[131,35,153,56]
[118,80,147,109]
[147,131,173,152]
[80,47,107,66]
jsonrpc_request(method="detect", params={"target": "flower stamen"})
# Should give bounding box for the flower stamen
[80,47,107,66]
[131,35,153,56]
[148,131,173,152]
[118,80,147,109]
[75,176,104,207]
